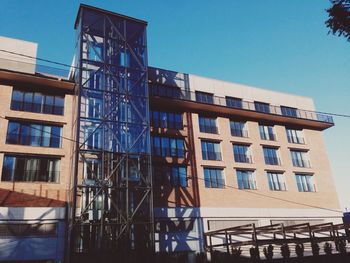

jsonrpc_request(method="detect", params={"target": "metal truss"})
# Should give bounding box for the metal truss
[71,5,153,262]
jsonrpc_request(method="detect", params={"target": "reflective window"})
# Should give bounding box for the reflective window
[201,140,221,161]
[254,101,270,113]
[267,172,286,191]
[153,165,187,187]
[11,89,64,115]
[286,128,305,144]
[291,150,310,168]
[295,174,315,192]
[230,121,248,137]
[2,155,60,182]
[152,136,185,158]
[199,116,217,134]
[204,168,224,188]
[281,106,298,117]
[233,144,252,163]
[263,147,280,165]
[226,96,242,109]
[151,111,183,129]
[236,170,256,190]
[6,121,62,148]
[195,91,214,104]
[259,125,276,141]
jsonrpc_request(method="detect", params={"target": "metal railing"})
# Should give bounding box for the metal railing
[149,84,334,124]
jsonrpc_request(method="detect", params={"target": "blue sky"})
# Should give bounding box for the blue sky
[1,0,349,210]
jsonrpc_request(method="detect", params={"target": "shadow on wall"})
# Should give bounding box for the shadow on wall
[148,67,205,253]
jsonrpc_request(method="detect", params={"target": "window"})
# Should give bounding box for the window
[230,121,248,137]
[226,96,242,109]
[236,170,256,190]
[195,91,214,104]
[254,101,270,113]
[267,172,286,191]
[151,136,185,158]
[286,128,305,144]
[153,165,187,187]
[85,127,102,150]
[2,155,60,182]
[87,96,103,119]
[259,125,276,141]
[233,144,252,163]
[151,111,183,129]
[281,106,298,117]
[83,159,102,182]
[201,140,221,161]
[291,150,310,168]
[11,89,64,115]
[263,147,280,165]
[295,174,315,192]
[6,121,62,148]
[204,168,224,188]
[199,116,218,134]
[149,83,182,99]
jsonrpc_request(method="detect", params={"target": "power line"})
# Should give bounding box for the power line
[0,48,350,119]
[0,115,344,215]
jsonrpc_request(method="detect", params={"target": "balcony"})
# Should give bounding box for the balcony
[149,84,334,130]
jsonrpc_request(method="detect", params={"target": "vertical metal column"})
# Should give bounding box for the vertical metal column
[71,5,153,262]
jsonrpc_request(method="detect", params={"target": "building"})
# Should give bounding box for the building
[0,4,342,262]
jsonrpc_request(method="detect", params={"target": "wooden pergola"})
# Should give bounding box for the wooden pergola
[204,222,350,255]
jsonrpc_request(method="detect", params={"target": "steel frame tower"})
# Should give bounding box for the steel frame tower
[71,5,153,262]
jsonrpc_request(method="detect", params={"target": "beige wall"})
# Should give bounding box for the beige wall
[0,84,74,201]
[0,36,37,74]
[192,112,340,210]
[189,74,316,111]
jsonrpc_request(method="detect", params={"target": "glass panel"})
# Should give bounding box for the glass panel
[33,93,43,113]
[23,92,33,112]
[2,156,15,181]
[42,126,51,147]
[20,124,30,145]
[44,95,54,114]
[54,96,64,115]
[11,90,23,110]
[30,124,42,146]
[6,122,20,144]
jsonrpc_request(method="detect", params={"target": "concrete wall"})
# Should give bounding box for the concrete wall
[0,36,37,74]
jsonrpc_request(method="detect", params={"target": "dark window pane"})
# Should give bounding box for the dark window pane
[11,90,24,110]
[54,96,64,115]
[254,101,270,113]
[23,92,33,112]
[2,156,15,181]
[33,93,43,113]
[6,122,20,144]
[44,95,54,114]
